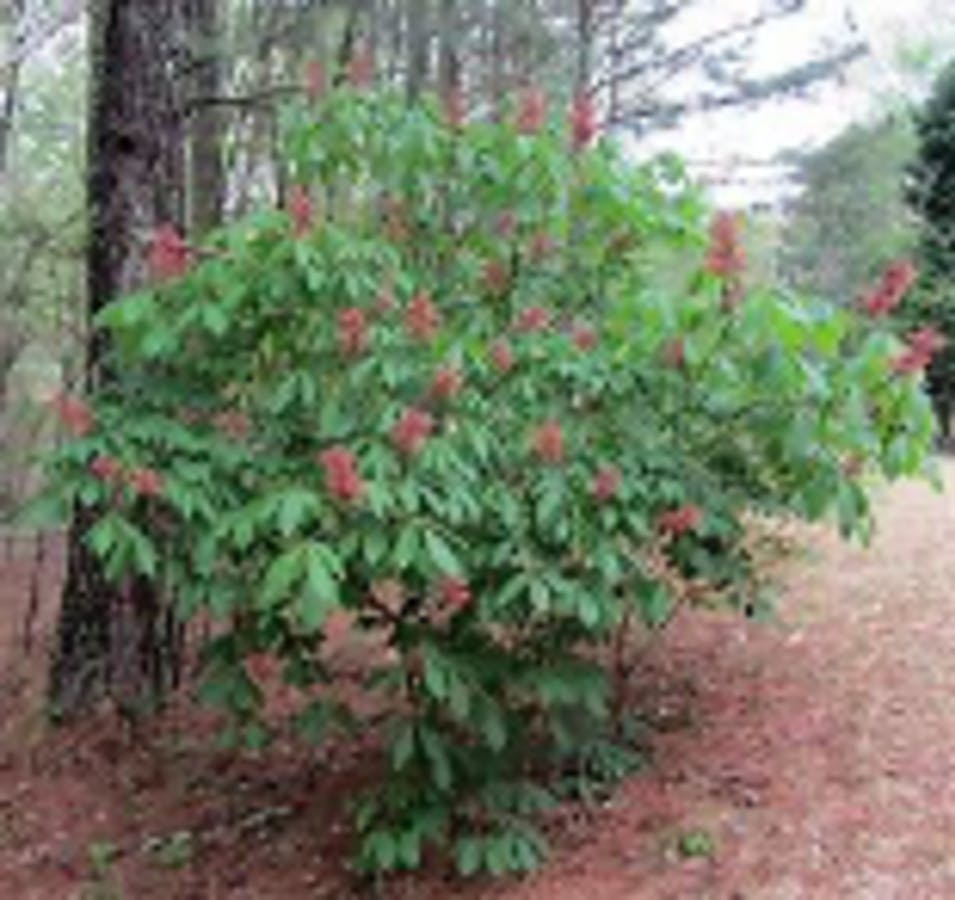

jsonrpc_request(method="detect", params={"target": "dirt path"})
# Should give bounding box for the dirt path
[1,465,953,898]
[458,461,955,900]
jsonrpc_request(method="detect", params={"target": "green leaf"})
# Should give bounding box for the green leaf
[424,529,463,576]
[419,727,453,791]
[640,583,672,628]
[456,837,483,877]
[297,543,341,632]
[393,525,420,569]
[391,721,416,771]
[260,546,303,608]
[275,488,319,537]
[87,515,118,558]
[422,646,448,700]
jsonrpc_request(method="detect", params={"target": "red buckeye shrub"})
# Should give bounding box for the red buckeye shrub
[35,85,939,882]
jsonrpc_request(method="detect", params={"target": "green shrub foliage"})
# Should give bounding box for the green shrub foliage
[39,83,936,877]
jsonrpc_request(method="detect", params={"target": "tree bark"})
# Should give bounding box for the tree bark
[406,0,430,104]
[488,0,505,117]
[51,0,187,718]
[437,0,459,94]
[576,0,593,93]
[187,0,224,236]
[0,0,26,175]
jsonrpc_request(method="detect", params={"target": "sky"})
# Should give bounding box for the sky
[631,0,955,206]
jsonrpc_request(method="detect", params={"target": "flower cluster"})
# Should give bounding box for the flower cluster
[128,467,163,498]
[496,211,517,238]
[149,224,190,281]
[52,393,94,438]
[571,321,598,351]
[570,93,598,150]
[90,455,163,498]
[212,410,252,441]
[489,340,515,374]
[861,260,918,318]
[348,44,375,89]
[392,408,434,456]
[405,292,440,341]
[484,259,510,295]
[705,211,746,279]
[287,185,313,238]
[319,446,364,503]
[305,60,326,103]
[663,338,686,370]
[430,365,463,401]
[516,306,551,333]
[891,327,946,376]
[532,421,564,464]
[338,307,369,356]
[89,455,122,483]
[658,505,703,537]
[592,465,622,503]
[439,577,472,613]
[529,231,555,262]
[516,87,547,135]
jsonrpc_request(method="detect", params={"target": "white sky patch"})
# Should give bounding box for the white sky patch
[622,0,955,206]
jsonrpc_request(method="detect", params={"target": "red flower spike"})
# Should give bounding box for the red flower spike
[862,259,918,318]
[287,185,313,238]
[663,338,686,370]
[532,420,564,465]
[882,260,917,298]
[129,467,163,499]
[529,231,555,262]
[443,87,466,130]
[53,393,95,438]
[370,579,405,616]
[391,408,434,456]
[90,455,122,484]
[592,465,622,503]
[516,306,551,333]
[405,292,441,342]
[348,43,375,88]
[484,259,510,295]
[572,322,598,351]
[431,365,463,401]
[149,224,190,282]
[496,211,517,238]
[658,505,703,537]
[440,577,472,613]
[490,340,515,374]
[319,446,365,503]
[246,652,274,684]
[570,93,598,150]
[705,211,746,279]
[891,326,946,375]
[516,86,547,135]
[910,327,946,356]
[212,410,252,441]
[305,60,326,103]
[338,307,369,356]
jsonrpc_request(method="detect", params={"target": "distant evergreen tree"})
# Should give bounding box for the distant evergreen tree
[908,62,955,440]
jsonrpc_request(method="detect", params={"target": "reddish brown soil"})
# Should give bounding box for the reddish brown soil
[1,464,953,899]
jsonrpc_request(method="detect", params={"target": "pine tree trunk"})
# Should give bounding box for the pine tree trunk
[50,0,187,719]
[187,0,224,237]
[0,0,26,174]
[576,0,593,93]
[406,0,430,104]
[437,0,459,94]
